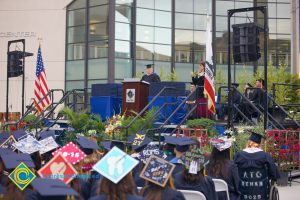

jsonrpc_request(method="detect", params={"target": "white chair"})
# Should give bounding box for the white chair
[212,178,230,200]
[178,189,207,200]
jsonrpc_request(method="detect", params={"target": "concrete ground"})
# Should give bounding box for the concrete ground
[278,178,300,200]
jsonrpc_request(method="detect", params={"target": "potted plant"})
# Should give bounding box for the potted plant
[186,118,216,137]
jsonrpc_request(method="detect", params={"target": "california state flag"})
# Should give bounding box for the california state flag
[204,15,215,114]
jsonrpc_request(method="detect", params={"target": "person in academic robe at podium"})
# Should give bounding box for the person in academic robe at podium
[141,64,161,83]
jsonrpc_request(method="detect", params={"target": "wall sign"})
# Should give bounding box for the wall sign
[126,89,135,103]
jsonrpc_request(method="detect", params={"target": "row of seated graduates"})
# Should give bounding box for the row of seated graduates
[0,129,279,200]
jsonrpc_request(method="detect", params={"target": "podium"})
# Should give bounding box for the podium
[122,79,149,115]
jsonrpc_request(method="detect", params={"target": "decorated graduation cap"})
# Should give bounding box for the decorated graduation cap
[1,153,35,169]
[138,144,167,164]
[140,155,175,187]
[145,64,153,68]
[0,131,10,144]
[39,130,56,140]
[31,178,78,200]
[12,129,28,140]
[127,132,152,152]
[93,146,139,184]
[101,140,125,151]
[12,135,43,154]
[248,130,264,144]
[182,147,205,174]
[210,136,233,152]
[77,135,99,155]
[164,136,195,152]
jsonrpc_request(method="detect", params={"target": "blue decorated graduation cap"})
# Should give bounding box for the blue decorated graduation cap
[39,130,56,140]
[127,132,152,151]
[93,146,139,184]
[138,144,167,164]
[1,153,35,169]
[77,135,99,155]
[248,130,264,144]
[101,140,125,151]
[0,131,10,144]
[31,178,78,199]
[164,136,195,152]
[0,184,6,195]
[12,129,28,140]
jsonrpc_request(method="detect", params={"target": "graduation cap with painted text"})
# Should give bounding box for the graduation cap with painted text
[1,153,35,169]
[77,135,99,155]
[127,132,152,151]
[31,178,78,200]
[182,147,206,174]
[210,136,233,152]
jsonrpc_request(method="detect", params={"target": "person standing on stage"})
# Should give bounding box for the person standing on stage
[141,64,161,83]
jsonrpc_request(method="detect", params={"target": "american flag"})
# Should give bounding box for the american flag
[34,46,50,113]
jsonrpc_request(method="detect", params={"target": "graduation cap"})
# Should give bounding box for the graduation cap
[232,83,239,87]
[1,153,35,169]
[0,147,16,156]
[127,133,152,152]
[12,129,28,140]
[182,147,206,174]
[40,130,56,140]
[248,130,264,144]
[31,178,78,199]
[101,140,125,151]
[145,64,153,69]
[77,135,99,155]
[138,144,167,164]
[0,131,10,144]
[210,136,233,151]
[164,136,195,152]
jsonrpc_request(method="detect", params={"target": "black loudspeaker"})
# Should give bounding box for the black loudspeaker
[232,23,261,63]
[7,51,24,78]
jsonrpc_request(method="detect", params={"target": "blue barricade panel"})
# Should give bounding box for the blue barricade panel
[90,96,122,120]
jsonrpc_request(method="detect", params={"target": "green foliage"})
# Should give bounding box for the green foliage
[232,130,249,155]
[186,118,217,137]
[22,114,43,131]
[136,70,143,79]
[158,67,178,82]
[120,108,158,140]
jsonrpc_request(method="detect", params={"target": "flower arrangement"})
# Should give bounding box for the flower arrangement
[104,114,124,137]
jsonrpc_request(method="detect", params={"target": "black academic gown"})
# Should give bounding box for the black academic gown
[132,162,145,187]
[169,157,185,175]
[89,171,103,198]
[173,173,218,200]
[141,73,161,83]
[234,149,280,181]
[207,161,241,200]
[142,186,185,200]
[89,194,144,200]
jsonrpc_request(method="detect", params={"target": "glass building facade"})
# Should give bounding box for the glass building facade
[66,0,292,91]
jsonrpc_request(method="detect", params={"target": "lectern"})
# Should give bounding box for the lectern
[122,79,149,115]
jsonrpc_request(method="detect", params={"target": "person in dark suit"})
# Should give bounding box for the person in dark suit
[141,64,161,83]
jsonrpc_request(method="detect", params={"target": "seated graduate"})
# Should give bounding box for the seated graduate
[173,146,218,200]
[30,178,79,200]
[127,132,152,188]
[207,136,241,200]
[140,156,185,200]
[140,64,161,83]
[234,131,280,181]
[164,136,196,175]
[89,144,143,200]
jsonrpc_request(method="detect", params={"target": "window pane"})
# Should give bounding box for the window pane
[154,44,171,61]
[137,0,154,9]
[216,16,227,32]
[257,2,276,18]
[89,5,108,23]
[66,60,85,80]
[194,15,206,30]
[277,3,290,18]
[136,60,151,76]
[136,8,154,25]
[175,13,193,29]
[153,61,171,80]
[216,0,234,16]
[116,22,131,40]
[116,0,133,6]
[89,23,108,41]
[116,5,132,23]
[155,11,171,27]
[115,40,131,58]
[175,45,192,63]
[175,63,193,82]
[175,30,193,45]
[66,81,84,91]
[89,40,108,59]
[88,58,108,79]
[194,0,211,14]
[68,9,85,26]
[136,25,154,43]
[115,59,132,79]
[89,0,108,7]
[88,80,108,88]
[175,0,193,13]
[68,0,86,10]
[136,42,154,60]
[155,27,171,44]
[277,19,290,34]
[155,0,171,11]
[68,43,85,60]
[68,26,85,43]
